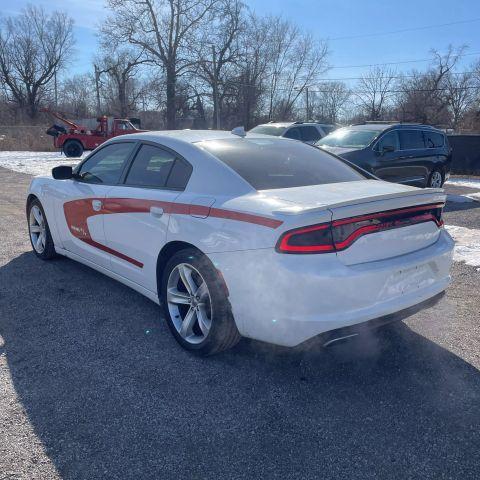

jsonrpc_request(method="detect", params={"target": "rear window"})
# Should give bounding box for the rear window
[197,138,366,190]
[249,125,287,136]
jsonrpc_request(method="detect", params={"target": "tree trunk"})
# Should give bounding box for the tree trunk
[118,78,128,118]
[166,65,176,129]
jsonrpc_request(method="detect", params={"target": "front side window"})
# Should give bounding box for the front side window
[399,130,425,150]
[316,128,381,148]
[198,138,366,190]
[284,128,301,140]
[76,142,135,184]
[376,131,400,152]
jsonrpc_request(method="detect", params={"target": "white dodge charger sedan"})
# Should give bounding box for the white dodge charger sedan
[26,130,454,354]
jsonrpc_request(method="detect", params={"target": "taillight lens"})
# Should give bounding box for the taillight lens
[276,203,444,254]
[277,223,335,253]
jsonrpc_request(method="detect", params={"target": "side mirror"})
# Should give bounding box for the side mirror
[381,145,395,154]
[52,165,73,180]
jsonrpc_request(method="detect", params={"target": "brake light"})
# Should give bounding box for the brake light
[276,203,444,254]
[277,223,335,253]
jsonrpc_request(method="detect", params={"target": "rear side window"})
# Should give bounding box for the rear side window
[76,142,135,184]
[198,138,366,190]
[399,130,425,150]
[125,144,192,190]
[424,131,445,148]
[299,126,321,142]
[165,158,193,190]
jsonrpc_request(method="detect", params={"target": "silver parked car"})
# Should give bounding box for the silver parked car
[249,121,338,144]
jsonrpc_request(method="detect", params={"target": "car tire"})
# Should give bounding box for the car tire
[63,140,84,158]
[27,199,57,260]
[161,248,241,355]
[428,169,444,188]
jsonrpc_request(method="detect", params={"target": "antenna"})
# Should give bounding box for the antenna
[231,126,246,137]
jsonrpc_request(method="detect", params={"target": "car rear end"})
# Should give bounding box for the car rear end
[198,137,454,347]
[209,182,453,347]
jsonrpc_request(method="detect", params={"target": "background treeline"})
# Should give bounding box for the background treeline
[1,1,480,141]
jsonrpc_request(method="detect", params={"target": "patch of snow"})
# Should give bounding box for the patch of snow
[445,224,480,270]
[0,151,86,177]
[446,178,480,189]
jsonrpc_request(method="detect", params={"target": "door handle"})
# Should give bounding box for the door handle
[92,199,102,212]
[150,206,164,218]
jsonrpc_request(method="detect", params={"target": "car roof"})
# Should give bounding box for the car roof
[116,129,264,144]
[254,122,336,129]
[343,123,443,132]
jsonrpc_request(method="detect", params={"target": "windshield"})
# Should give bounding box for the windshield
[317,128,381,148]
[197,137,366,190]
[249,125,287,137]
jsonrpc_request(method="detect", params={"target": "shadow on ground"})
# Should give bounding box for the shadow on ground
[1,253,479,479]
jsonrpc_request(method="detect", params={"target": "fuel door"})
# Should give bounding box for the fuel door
[189,196,215,219]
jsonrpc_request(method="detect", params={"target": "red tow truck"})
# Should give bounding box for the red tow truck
[43,109,146,157]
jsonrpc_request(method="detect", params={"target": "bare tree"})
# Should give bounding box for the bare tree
[104,0,219,129]
[194,0,244,128]
[397,45,467,125]
[96,44,147,117]
[443,71,477,130]
[264,17,329,120]
[355,66,396,120]
[312,81,350,123]
[0,5,74,119]
[56,74,94,118]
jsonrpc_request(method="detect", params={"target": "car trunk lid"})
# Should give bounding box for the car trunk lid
[265,180,446,264]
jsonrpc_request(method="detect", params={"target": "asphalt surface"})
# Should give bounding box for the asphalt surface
[0,166,479,480]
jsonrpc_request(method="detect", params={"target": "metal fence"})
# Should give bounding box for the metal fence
[448,135,480,175]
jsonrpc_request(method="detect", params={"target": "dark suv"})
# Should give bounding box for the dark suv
[315,123,451,188]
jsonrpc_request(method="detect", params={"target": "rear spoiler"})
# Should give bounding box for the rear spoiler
[273,188,446,216]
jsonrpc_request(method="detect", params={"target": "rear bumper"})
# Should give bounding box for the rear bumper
[316,291,444,347]
[209,229,454,347]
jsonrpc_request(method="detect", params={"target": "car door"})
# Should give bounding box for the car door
[103,142,193,293]
[371,130,402,183]
[55,141,137,269]
[396,129,430,186]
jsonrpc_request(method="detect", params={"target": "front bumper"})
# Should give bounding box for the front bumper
[209,229,454,347]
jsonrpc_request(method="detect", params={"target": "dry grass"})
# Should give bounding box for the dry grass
[0,126,55,151]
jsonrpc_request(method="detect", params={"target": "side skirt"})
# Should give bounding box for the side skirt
[54,247,160,305]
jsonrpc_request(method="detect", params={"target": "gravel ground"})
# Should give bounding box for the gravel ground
[0,166,479,480]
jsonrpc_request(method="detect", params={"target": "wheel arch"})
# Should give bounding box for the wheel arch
[156,241,229,298]
[156,241,203,293]
[26,193,39,214]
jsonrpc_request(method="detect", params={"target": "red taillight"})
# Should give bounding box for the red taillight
[276,203,444,254]
[277,223,335,253]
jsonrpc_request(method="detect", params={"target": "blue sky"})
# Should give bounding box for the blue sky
[1,0,479,85]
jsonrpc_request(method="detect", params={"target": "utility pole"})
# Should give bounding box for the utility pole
[305,86,310,120]
[212,45,220,129]
[54,71,58,108]
[94,64,101,115]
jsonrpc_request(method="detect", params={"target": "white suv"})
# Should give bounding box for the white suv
[249,122,337,144]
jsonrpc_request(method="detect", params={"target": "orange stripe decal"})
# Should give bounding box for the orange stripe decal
[63,198,282,268]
